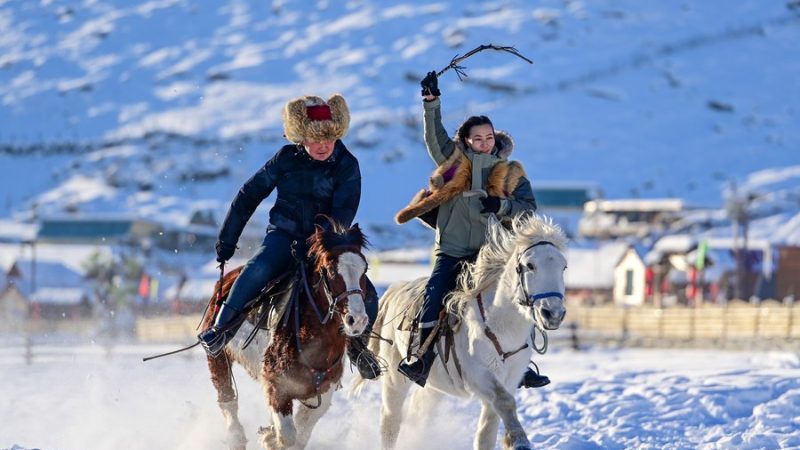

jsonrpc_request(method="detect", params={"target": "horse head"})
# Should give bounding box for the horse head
[307,219,370,337]
[504,214,568,331]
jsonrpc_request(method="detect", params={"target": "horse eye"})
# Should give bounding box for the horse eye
[526,262,535,271]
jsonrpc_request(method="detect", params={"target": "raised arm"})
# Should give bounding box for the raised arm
[420,71,455,165]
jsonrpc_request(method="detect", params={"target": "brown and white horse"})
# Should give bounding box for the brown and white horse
[200,223,370,450]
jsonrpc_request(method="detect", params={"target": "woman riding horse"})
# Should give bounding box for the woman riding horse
[198,93,381,380]
[394,71,549,388]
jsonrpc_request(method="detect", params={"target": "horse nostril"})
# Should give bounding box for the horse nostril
[346,315,355,327]
[559,310,566,321]
[541,309,552,321]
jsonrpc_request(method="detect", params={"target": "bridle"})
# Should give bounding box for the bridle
[294,249,367,409]
[515,241,565,308]
[310,252,367,325]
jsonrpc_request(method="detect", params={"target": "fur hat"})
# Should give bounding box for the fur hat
[282,94,350,143]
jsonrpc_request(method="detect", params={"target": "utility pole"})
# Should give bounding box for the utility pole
[726,182,750,301]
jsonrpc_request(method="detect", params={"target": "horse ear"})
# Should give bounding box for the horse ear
[352,222,360,231]
[314,224,325,234]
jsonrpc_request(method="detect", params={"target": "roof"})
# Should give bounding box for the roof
[0,220,38,243]
[534,186,592,209]
[585,198,684,213]
[38,218,134,240]
[8,259,86,296]
[565,241,628,289]
[30,287,90,305]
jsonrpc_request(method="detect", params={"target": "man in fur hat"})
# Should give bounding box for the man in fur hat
[396,72,550,389]
[198,94,381,380]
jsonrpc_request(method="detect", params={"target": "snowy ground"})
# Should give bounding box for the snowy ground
[2,342,799,450]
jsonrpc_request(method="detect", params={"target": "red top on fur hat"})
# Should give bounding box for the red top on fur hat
[306,105,332,121]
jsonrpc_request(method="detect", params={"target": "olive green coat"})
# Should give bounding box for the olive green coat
[422,98,537,257]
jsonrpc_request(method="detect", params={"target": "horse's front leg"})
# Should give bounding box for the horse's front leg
[208,354,247,450]
[474,401,500,450]
[380,371,414,450]
[292,388,334,449]
[260,387,297,450]
[473,376,530,450]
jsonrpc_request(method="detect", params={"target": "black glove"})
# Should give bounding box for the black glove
[479,196,502,214]
[420,70,441,97]
[215,240,236,263]
[291,240,309,259]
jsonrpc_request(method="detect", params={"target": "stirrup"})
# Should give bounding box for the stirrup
[347,337,384,380]
[397,350,436,387]
[198,326,229,357]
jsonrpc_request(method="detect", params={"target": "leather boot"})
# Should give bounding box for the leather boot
[347,335,382,379]
[518,366,551,389]
[397,326,438,387]
[198,302,243,357]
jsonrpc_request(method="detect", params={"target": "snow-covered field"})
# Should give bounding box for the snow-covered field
[2,343,798,450]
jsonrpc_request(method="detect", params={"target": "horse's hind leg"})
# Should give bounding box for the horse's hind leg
[208,354,247,450]
[380,372,413,450]
[293,388,334,449]
[474,401,500,450]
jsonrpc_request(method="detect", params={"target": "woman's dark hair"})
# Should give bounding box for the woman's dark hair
[456,115,494,148]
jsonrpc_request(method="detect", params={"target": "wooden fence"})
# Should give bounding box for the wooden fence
[567,300,800,348]
[135,315,203,342]
[133,301,800,349]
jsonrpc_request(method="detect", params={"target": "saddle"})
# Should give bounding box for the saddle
[397,281,463,370]
[247,269,298,332]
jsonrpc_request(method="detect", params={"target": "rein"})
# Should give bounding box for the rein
[293,257,364,408]
[476,293,528,362]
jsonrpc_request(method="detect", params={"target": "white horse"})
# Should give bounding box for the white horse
[356,214,568,450]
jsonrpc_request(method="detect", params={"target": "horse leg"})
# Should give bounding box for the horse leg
[208,354,247,450]
[473,377,530,450]
[474,401,500,450]
[261,388,296,450]
[292,388,334,449]
[380,372,413,450]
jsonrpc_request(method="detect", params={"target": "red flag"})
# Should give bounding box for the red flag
[138,273,150,298]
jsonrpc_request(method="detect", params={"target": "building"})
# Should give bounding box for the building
[613,245,648,306]
[1,258,94,319]
[534,182,600,238]
[564,241,628,305]
[578,198,686,239]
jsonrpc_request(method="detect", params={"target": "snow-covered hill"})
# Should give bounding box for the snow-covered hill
[1,0,798,247]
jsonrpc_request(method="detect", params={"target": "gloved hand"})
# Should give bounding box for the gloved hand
[292,240,309,259]
[420,70,441,97]
[479,196,502,214]
[215,240,236,263]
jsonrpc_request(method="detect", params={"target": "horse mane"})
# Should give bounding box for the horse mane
[308,217,369,273]
[448,213,567,315]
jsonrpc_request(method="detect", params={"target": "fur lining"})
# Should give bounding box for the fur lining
[395,149,471,224]
[282,94,350,143]
[395,132,527,225]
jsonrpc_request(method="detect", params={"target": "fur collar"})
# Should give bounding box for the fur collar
[395,131,526,225]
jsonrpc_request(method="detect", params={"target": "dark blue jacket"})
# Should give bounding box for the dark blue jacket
[218,140,361,246]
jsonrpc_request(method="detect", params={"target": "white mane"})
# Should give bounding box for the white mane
[448,213,567,315]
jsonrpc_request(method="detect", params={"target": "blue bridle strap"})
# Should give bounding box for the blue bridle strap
[530,291,564,301]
